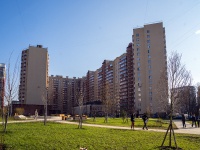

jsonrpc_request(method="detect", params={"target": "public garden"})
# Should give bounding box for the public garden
[0,116,200,150]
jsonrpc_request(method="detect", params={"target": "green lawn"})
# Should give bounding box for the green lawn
[1,122,199,150]
[80,117,176,129]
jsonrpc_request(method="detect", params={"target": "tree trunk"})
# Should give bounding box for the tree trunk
[44,103,47,125]
[4,113,8,133]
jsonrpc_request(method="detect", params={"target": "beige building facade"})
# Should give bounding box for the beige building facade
[19,45,49,105]
[133,22,167,114]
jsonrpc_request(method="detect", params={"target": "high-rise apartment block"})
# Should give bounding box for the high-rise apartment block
[19,45,49,105]
[48,75,85,114]
[133,22,167,114]
[0,63,6,109]
[46,22,167,115]
[16,22,167,116]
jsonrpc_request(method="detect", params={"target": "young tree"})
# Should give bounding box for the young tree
[41,87,48,125]
[3,54,20,132]
[101,82,112,123]
[76,88,84,129]
[157,51,192,149]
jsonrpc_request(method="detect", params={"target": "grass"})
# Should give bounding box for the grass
[1,122,200,150]
[79,117,177,129]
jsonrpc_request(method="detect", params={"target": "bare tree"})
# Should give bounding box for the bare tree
[76,88,84,129]
[41,87,48,125]
[101,82,112,123]
[178,86,196,115]
[3,53,20,132]
[155,69,169,116]
[157,51,192,149]
[196,83,200,116]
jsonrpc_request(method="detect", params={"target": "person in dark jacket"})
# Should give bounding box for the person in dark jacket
[142,113,148,130]
[192,114,197,127]
[130,113,135,130]
[181,114,186,128]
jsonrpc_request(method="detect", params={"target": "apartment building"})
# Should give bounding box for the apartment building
[85,71,96,103]
[126,43,135,113]
[0,63,6,109]
[48,75,86,114]
[16,22,167,116]
[19,45,49,105]
[133,22,167,114]
[118,53,128,112]
[174,86,196,115]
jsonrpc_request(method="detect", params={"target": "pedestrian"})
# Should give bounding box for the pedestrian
[191,114,197,127]
[35,109,38,120]
[130,113,135,130]
[181,114,186,128]
[142,113,148,130]
[197,116,200,128]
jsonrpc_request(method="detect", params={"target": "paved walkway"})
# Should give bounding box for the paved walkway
[8,117,200,135]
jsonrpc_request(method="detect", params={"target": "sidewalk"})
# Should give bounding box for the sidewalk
[172,120,200,135]
[7,117,200,135]
[56,119,200,135]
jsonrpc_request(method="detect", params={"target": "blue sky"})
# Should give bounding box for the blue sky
[0,0,200,84]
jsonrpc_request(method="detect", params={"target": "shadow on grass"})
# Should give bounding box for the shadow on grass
[0,143,8,150]
[0,131,13,134]
[157,146,182,150]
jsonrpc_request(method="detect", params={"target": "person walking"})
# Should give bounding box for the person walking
[35,109,38,120]
[197,116,200,128]
[192,114,197,127]
[181,114,186,128]
[142,113,148,130]
[130,113,135,130]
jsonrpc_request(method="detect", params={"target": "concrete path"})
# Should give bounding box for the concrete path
[56,119,200,135]
[8,117,200,135]
[172,120,200,135]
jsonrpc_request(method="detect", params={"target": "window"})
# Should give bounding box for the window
[137,48,140,51]
[148,60,151,64]
[137,62,140,66]
[137,67,140,71]
[136,33,139,37]
[138,72,140,76]
[138,93,141,97]
[149,76,152,79]
[148,55,151,59]
[147,40,150,43]
[149,79,152,84]
[148,50,150,53]
[147,45,150,48]
[138,77,140,81]
[147,30,150,33]
[136,43,140,47]
[136,38,139,42]
[147,35,150,38]
[137,52,140,56]
[137,57,140,61]
[148,65,151,69]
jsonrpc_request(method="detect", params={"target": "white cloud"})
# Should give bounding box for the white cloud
[195,30,200,34]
